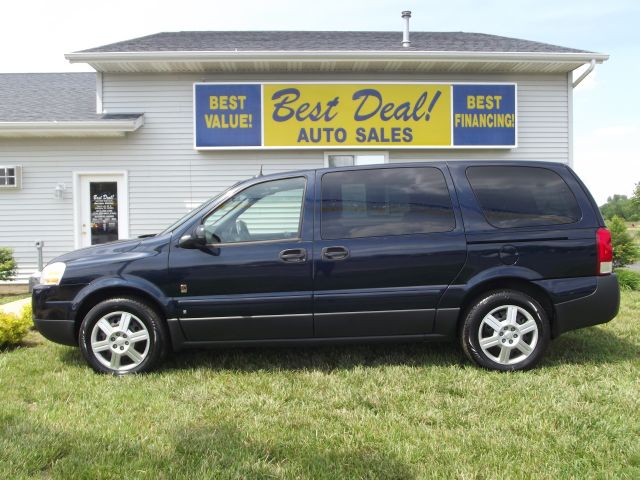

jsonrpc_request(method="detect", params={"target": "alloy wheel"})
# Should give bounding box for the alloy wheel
[477,304,539,366]
[90,311,150,372]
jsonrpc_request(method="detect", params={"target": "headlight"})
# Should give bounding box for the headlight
[40,262,66,286]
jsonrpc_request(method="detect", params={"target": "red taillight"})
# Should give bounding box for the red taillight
[596,227,613,275]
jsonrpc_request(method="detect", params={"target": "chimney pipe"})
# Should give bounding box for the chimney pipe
[401,10,411,48]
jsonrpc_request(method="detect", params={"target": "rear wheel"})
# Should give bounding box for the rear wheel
[79,297,168,375]
[461,290,550,371]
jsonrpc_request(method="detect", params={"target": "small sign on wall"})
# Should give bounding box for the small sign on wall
[194,82,516,149]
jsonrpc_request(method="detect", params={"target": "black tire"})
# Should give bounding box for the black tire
[460,289,550,371]
[78,297,169,375]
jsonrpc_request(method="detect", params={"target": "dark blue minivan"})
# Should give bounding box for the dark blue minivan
[32,161,619,374]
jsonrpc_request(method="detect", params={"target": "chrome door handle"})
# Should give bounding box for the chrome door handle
[279,248,307,263]
[321,246,349,261]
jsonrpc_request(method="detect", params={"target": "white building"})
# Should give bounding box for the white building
[0,28,607,288]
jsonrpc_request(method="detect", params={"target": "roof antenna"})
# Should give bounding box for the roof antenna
[255,165,264,178]
[401,11,412,48]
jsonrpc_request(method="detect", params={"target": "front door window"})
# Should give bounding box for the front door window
[90,181,119,244]
[203,177,306,244]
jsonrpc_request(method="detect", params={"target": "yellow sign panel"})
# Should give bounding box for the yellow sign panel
[263,84,451,147]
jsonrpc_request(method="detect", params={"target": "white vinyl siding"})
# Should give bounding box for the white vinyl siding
[0,72,570,282]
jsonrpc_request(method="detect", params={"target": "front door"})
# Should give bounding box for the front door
[78,174,129,248]
[170,174,314,342]
[313,165,467,337]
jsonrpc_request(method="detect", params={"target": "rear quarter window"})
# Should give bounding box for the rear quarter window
[466,166,582,228]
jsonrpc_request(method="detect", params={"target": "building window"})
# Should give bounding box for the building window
[325,152,388,168]
[0,166,21,189]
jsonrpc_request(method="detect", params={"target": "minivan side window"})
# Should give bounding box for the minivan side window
[466,166,582,229]
[321,167,455,240]
[203,177,306,243]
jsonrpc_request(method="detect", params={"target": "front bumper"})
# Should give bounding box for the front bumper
[32,284,79,346]
[553,274,620,337]
[33,318,77,346]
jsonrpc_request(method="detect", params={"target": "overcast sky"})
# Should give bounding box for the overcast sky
[1,0,638,204]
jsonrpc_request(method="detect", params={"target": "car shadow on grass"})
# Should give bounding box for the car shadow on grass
[57,326,638,373]
[543,326,639,367]
[57,339,467,372]
[164,325,639,372]
[162,340,467,373]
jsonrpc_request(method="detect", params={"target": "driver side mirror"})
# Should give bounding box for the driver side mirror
[179,224,216,249]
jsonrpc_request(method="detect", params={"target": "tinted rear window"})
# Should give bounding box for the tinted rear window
[321,167,455,239]
[466,166,581,228]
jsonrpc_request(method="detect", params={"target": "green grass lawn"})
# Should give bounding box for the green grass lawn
[0,294,29,305]
[1,293,638,479]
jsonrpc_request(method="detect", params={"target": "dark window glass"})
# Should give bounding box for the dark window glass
[466,166,581,228]
[0,166,19,188]
[90,181,119,244]
[321,167,455,239]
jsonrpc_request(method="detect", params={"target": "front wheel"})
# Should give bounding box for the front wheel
[79,297,169,375]
[461,290,550,371]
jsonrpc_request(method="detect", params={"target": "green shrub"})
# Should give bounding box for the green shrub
[0,248,17,281]
[0,311,31,346]
[21,302,33,329]
[607,216,640,267]
[616,269,640,291]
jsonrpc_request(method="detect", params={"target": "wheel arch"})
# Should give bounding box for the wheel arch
[72,279,172,339]
[457,277,556,335]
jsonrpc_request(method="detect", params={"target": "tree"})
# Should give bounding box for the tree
[600,194,639,221]
[607,216,639,268]
[632,181,640,212]
[0,248,17,281]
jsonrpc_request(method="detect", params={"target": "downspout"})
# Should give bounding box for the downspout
[572,59,596,88]
[96,72,103,114]
[568,58,597,167]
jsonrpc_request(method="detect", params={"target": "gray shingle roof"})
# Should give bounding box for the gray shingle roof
[0,73,141,122]
[79,31,590,54]
[0,73,96,121]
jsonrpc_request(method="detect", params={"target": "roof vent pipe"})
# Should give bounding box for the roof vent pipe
[401,11,412,48]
